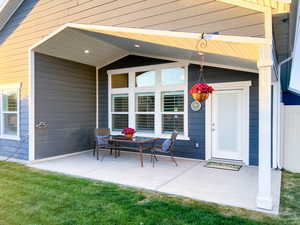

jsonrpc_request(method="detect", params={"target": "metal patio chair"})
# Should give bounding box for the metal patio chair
[150,131,178,167]
[93,128,114,161]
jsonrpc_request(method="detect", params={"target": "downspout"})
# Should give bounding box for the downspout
[276,56,293,169]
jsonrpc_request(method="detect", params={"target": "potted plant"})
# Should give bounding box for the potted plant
[122,128,136,139]
[189,83,214,102]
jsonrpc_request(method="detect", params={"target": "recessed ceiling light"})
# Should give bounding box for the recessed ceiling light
[197,52,204,55]
[134,44,140,48]
[84,49,90,54]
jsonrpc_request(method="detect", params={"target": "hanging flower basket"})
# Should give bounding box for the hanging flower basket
[189,83,214,102]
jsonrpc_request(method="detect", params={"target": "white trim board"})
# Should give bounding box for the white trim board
[205,81,251,165]
[28,50,35,161]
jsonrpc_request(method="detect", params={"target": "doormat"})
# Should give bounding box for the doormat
[205,161,242,171]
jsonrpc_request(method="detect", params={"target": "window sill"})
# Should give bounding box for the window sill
[0,136,20,141]
[111,131,190,140]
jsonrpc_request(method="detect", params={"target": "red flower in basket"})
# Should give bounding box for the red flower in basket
[122,128,136,139]
[189,83,214,102]
[189,83,214,94]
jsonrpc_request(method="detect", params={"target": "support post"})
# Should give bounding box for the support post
[256,45,273,210]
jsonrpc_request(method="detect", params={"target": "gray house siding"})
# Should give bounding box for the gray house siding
[98,55,259,165]
[34,53,96,159]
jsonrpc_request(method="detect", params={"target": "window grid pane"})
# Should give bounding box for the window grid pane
[3,113,17,136]
[112,114,128,131]
[3,90,17,112]
[161,67,185,86]
[111,73,128,88]
[135,71,155,87]
[136,93,155,112]
[112,94,128,112]
[162,114,184,133]
[162,91,184,112]
[136,114,154,132]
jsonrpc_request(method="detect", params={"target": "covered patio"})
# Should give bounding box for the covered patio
[29,150,281,214]
[29,23,278,212]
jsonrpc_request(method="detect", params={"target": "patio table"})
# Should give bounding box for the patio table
[105,136,160,167]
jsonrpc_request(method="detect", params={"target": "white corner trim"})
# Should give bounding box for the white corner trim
[28,50,35,161]
[96,68,99,129]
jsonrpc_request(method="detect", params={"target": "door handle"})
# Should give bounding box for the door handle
[212,128,216,131]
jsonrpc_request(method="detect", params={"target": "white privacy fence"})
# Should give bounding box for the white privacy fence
[283,106,300,173]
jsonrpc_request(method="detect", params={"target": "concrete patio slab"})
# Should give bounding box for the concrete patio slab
[29,150,281,214]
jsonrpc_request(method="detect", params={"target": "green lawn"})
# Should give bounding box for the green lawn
[0,161,299,225]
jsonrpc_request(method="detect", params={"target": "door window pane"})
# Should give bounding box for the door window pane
[162,91,184,112]
[111,73,128,88]
[161,67,185,86]
[112,94,128,112]
[162,114,184,133]
[136,71,155,87]
[217,93,239,151]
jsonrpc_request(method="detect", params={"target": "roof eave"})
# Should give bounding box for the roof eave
[0,0,24,31]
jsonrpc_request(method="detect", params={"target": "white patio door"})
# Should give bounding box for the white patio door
[211,89,243,160]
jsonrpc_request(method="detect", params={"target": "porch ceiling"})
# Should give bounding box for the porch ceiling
[33,24,269,73]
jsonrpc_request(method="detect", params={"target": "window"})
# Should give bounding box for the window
[0,84,20,139]
[111,94,128,131]
[162,91,184,133]
[108,63,188,139]
[135,93,155,132]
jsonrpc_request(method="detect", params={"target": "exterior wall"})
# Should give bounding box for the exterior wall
[34,53,96,159]
[99,55,259,164]
[283,92,300,105]
[283,106,300,173]
[0,0,264,159]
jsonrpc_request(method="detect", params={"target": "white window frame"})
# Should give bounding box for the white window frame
[108,62,189,140]
[0,83,21,141]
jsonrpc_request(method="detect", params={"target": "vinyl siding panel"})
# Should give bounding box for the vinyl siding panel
[0,0,263,159]
[34,53,96,159]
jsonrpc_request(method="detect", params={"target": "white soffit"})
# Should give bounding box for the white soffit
[33,24,268,73]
